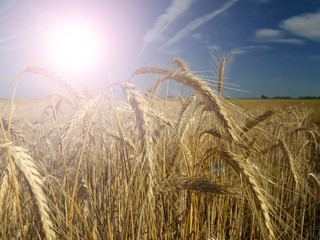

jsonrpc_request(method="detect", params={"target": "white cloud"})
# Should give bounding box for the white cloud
[141,0,195,50]
[231,45,272,55]
[269,38,304,45]
[255,28,282,39]
[160,0,239,50]
[254,28,305,45]
[280,11,320,42]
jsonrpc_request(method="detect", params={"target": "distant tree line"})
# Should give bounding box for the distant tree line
[261,95,320,99]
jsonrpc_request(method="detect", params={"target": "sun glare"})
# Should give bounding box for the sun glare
[47,20,101,73]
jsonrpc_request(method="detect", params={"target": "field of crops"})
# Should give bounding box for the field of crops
[0,61,320,239]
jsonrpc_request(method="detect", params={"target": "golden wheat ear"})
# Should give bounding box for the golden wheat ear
[171,57,192,72]
[218,147,275,240]
[23,64,86,101]
[209,47,233,96]
[164,70,238,142]
[0,144,56,240]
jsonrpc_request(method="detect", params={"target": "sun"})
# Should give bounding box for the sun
[47,20,101,73]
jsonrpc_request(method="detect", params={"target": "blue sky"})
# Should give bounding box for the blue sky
[0,0,319,98]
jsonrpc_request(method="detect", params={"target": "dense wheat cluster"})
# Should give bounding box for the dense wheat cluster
[0,58,319,239]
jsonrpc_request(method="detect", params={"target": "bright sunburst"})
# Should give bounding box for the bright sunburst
[47,20,101,73]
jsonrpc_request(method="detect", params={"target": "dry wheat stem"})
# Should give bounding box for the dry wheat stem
[45,92,77,110]
[68,79,129,236]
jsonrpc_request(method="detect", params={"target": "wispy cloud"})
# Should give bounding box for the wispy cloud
[254,10,320,45]
[309,54,320,61]
[160,0,239,50]
[255,29,282,38]
[230,45,272,55]
[139,0,195,55]
[254,28,305,45]
[280,10,320,42]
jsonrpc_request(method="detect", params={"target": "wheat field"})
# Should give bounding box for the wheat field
[0,59,320,239]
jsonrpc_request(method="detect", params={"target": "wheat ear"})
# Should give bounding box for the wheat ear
[162,177,237,195]
[2,144,55,240]
[60,96,100,148]
[121,84,155,171]
[309,173,320,190]
[1,118,28,144]
[7,64,86,140]
[166,71,237,142]
[218,57,225,96]
[278,139,300,190]
[218,147,275,240]
[176,94,197,135]
[0,166,10,221]
[23,64,86,100]
[242,109,277,133]
[171,57,192,72]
